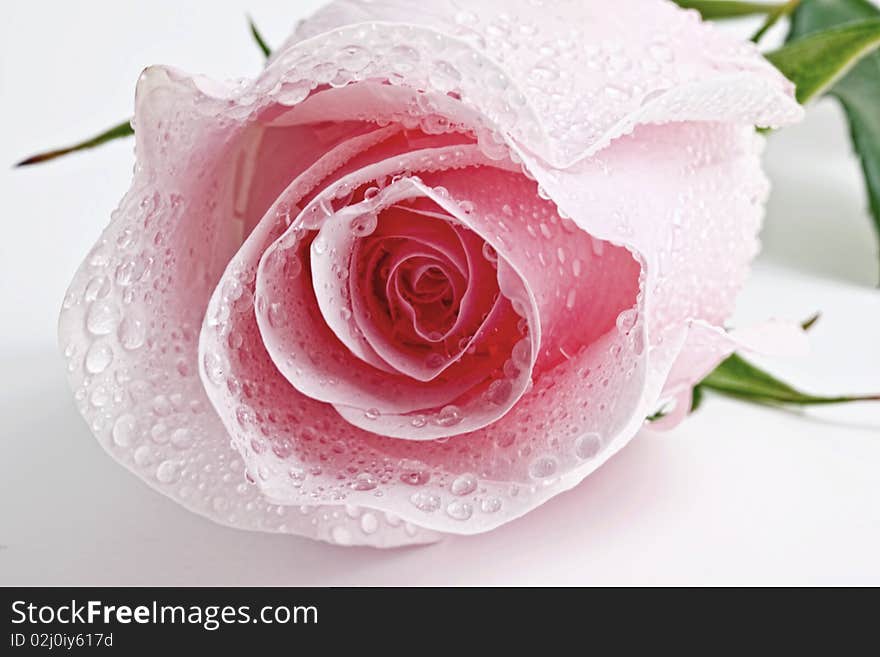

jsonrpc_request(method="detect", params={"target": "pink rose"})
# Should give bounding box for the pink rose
[59,0,803,546]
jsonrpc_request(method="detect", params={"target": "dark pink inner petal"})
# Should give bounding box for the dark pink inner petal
[349,203,501,381]
[255,173,534,439]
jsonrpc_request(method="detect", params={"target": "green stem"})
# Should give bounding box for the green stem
[751,0,801,43]
[15,120,133,167]
[248,15,272,58]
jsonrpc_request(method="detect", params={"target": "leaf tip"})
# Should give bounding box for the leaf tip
[247,14,272,58]
[14,149,68,167]
[801,312,821,331]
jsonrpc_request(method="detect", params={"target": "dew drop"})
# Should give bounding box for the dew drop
[410,491,441,513]
[351,472,378,491]
[575,433,602,460]
[337,44,371,71]
[84,276,111,302]
[484,379,513,406]
[267,302,284,328]
[117,316,146,350]
[89,386,109,407]
[429,60,461,92]
[480,497,502,514]
[511,338,531,368]
[360,512,379,534]
[86,301,120,335]
[529,456,558,479]
[203,351,225,385]
[133,445,153,467]
[436,405,462,427]
[350,212,378,236]
[156,459,180,484]
[451,473,478,496]
[616,308,638,334]
[276,80,311,106]
[399,459,431,486]
[425,352,446,369]
[331,525,353,545]
[170,427,193,450]
[111,414,138,447]
[85,341,113,374]
[445,499,473,521]
[482,242,498,264]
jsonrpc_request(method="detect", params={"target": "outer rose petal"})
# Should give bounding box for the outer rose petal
[277,0,803,166]
[58,66,439,547]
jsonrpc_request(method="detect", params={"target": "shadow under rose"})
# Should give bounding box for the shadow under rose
[0,346,678,586]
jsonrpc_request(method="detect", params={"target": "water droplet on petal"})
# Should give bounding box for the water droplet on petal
[170,427,193,450]
[410,491,441,512]
[202,351,225,385]
[156,459,180,484]
[360,512,379,534]
[484,379,513,405]
[350,212,378,236]
[529,456,558,479]
[85,341,113,374]
[436,405,462,427]
[331,525,353,545]
[445,499,473,521]
[351,472,378,491]
[111,414,138,447]
[575,433,602,460]
[86,301,120,335]
[451,473,478,496]
[399,459,431,486]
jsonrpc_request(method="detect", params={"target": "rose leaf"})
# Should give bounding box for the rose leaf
[782,0,880,275]
[693,352,879,411]
[671,1,791,19]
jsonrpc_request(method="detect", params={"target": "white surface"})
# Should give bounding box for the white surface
[1,1,878,586]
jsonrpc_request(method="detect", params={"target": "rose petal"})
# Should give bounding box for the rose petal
[253,172,535,439]
[204,138,649,533]
[276,0,802,167]
[58,66,440,546]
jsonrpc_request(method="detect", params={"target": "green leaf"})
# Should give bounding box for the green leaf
[751,0,801,42]
[248,14,271,58]
[671,1,790,19]
[15,120,133,167]
[786,0,880,274]
[697,352,878,406]
[766,16,880,103]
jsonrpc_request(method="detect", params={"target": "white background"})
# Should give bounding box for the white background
[1,1,878,585]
